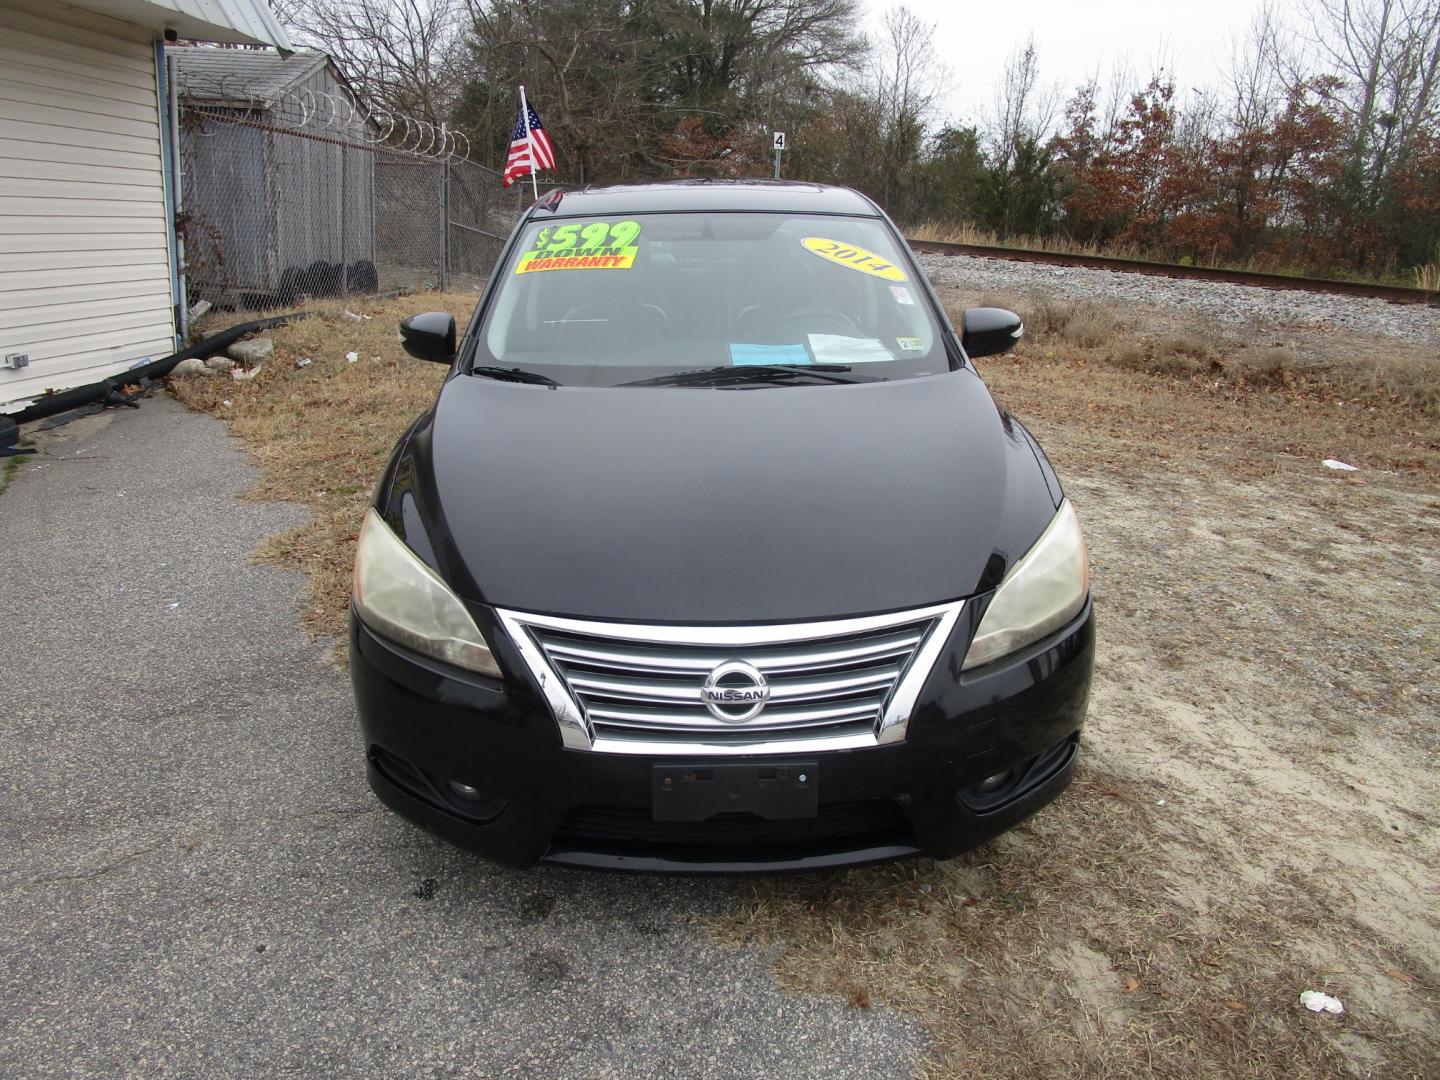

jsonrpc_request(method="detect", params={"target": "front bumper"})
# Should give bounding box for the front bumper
[349,598,1094,872]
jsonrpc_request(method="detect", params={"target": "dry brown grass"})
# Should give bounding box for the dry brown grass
[1022,298,1120,348]
[950,292,1440,425]
[912,221,1158,264]
[1113,336,1219,377]
[170,294,472,645]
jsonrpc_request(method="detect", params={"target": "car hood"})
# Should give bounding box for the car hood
[395,369,1059,623]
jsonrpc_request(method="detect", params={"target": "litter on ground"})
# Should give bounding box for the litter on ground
[1299,990,1345,1015]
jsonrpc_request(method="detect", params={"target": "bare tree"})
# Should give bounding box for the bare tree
[987,37,1060,172]
[281,0,469,126]
[1305,0,1440,198]
[1226,2,1290,134]
[839,5,947,217]
[459,0,657,177]
[652,0,866,107]
[268,0,309,26]
[455,0,865,178]
[874,6,945,131]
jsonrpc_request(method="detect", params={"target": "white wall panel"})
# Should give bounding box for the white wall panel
[0,0,176,411]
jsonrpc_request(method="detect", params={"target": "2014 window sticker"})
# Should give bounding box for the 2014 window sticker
[800,237,908,282]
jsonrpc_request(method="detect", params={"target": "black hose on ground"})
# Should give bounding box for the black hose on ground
[0,414,23,456]
[2,313,307,446]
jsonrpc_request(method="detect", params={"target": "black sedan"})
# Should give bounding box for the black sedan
[350,180,1093,871]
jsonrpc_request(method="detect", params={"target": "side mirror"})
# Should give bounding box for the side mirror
[399,312,457,364]
[961,307,1024,358]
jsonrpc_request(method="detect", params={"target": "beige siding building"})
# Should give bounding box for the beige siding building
[0,0,289,414]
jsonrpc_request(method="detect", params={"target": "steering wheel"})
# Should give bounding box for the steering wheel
[769,304,860,337]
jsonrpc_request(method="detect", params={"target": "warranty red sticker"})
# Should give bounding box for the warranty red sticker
[516,220,641,274]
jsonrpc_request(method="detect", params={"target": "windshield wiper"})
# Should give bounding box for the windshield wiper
[470,365,561,387]
[620,364,881,388]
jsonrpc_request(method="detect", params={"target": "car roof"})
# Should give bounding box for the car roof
[526,180,882,220]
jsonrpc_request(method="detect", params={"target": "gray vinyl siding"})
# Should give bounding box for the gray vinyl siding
[0,0,175,412]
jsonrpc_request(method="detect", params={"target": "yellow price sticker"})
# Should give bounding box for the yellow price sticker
[515,219,642,274]
[801,237,908,282]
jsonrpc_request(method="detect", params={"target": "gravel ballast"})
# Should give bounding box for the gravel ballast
[917,252,1440,346]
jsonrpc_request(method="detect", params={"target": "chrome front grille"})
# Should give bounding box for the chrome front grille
[496,602,964,755]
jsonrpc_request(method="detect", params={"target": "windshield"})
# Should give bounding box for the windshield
[473,212,952,387]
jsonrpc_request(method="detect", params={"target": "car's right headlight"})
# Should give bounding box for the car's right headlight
[962,500,1089,671]
[352,508,502,678]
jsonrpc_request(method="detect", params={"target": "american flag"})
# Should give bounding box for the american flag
[502,103,556,187]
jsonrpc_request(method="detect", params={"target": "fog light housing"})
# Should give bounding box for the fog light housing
[978,771,1011,793]
[369,747,507,824]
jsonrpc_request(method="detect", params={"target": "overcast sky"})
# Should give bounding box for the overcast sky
[868,0,1306,127]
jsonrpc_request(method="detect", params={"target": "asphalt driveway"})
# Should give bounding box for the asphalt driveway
[0,396,924,1078]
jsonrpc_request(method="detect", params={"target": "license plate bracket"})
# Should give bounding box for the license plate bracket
[652,762,818,822]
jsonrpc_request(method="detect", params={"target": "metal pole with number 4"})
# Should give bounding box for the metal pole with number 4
[773,131,785,180]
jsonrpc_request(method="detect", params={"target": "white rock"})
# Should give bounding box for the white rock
[1322,459,1359,471]
[170,357,211,377]
[228,337,275,365]
[345,351,359,363]
[204,356,236,372]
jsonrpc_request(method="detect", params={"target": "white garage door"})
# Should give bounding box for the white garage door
[0,0,176,413]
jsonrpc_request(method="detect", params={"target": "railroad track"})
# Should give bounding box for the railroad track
[905,238,1439,307]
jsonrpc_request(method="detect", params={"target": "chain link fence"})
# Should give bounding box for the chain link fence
[177,103,562,309]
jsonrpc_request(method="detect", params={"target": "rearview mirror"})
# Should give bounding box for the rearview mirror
[961,308,1024,358]
[399,312,457,364]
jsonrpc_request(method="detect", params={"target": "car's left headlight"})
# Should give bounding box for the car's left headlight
[352,508,503,678]
[962,500,1089,671]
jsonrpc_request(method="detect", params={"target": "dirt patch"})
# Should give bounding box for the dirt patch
[713,293,1440,1076]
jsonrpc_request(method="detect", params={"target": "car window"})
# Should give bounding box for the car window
[473,212,952,387]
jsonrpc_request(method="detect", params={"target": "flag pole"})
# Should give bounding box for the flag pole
[518,83,539,201]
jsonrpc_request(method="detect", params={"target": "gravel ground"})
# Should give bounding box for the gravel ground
[917,252,1440,346]
[0,399,926,1078]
